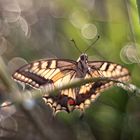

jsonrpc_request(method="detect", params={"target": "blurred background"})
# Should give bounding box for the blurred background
[0,0,140,140]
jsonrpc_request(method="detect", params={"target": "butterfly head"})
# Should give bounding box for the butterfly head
[77,53,88,63]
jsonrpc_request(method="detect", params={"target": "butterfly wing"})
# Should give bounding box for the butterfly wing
[88,61,130,80]
[74,61,130,111]
[12,59,79,113]
[12,59,77,88]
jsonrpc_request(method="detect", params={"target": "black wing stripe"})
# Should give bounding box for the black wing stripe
[111,64,117,72]
[47,61,51,68]
[74,80,115,111]
[76,81,105,104]
[20,71,51,85]
[104,63,110,71]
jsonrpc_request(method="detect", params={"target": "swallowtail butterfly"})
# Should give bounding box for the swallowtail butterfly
[12,53,130,115]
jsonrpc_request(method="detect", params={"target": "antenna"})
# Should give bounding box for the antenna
[71,39,82,54]
[84,35,100,53]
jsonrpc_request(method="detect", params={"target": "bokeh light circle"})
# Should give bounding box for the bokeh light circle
[17,16,30,37]
[81,23,97,39]
[7,57,28,74]
[23,98,35,110]
[1,0,21,23]
[120,43,140,64]
[69,9,89,29]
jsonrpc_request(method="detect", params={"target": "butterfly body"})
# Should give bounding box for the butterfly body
[76,53,90,77]
[12,53,130,115]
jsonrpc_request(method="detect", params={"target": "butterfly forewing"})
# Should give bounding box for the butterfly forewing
[12,56,130,115]
[12,59,76,88]
[88,61,130,81]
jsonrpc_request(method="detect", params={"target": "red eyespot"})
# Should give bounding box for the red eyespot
[67,99,75,106]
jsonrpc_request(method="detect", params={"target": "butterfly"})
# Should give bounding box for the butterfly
[12,53,130,115]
